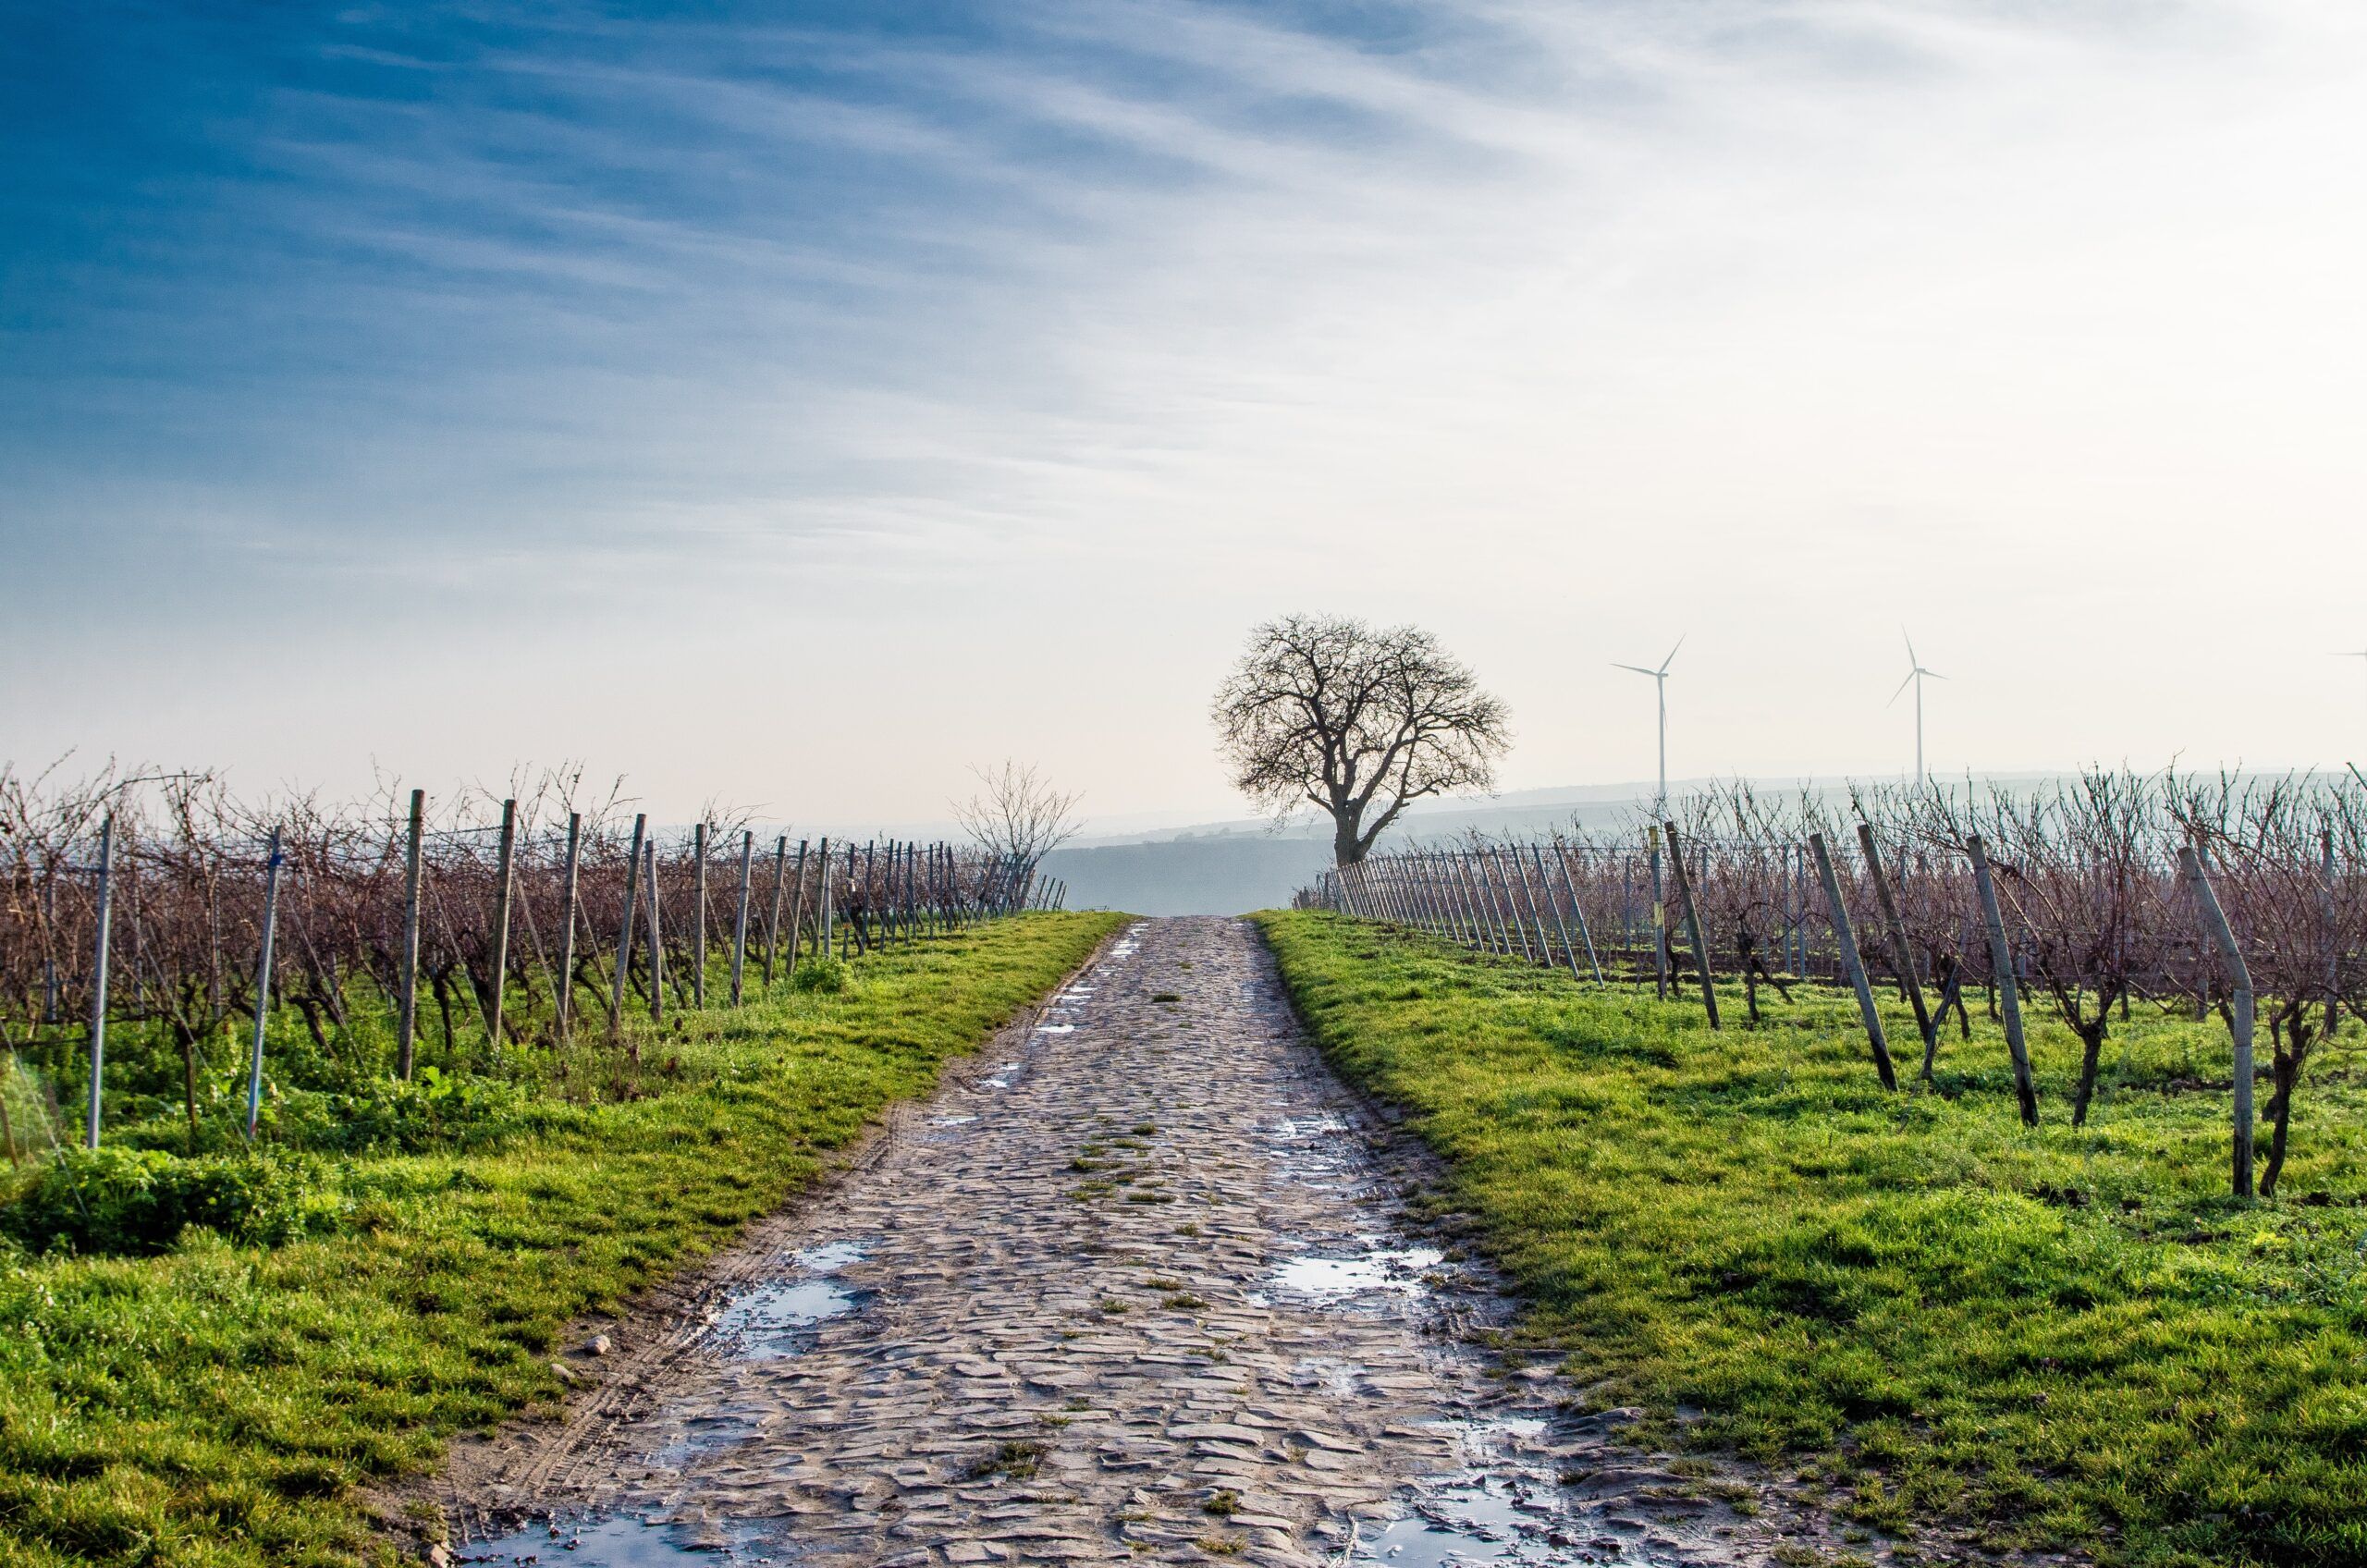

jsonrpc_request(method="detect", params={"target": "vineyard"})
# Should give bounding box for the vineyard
[1313,769,2367,1198]
[0,764,1067,1167]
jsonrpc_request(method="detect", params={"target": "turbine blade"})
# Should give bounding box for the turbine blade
[1903,629,1918,667]
[1924,668,1947,680]
[1613,663,1658,677]
[1659,632,1686,674]
[1886,668,1915,706]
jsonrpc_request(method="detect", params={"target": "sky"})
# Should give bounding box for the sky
[6,0,2366,835]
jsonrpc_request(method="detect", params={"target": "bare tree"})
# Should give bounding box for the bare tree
[951,761,1083,877]
[1212,614,1511,867]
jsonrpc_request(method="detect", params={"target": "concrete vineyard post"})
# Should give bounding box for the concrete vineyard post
[1662,823,1721,1029]
[396,790,424,1081]
[244,826,284,1140]
[2179,843,2256,1198]
[612,812,645,1035]
[730,829,754,1006]
[556,813,582,1039]
[85,813,115,1147]
[487,798,517,1050]
[1967,834,2040,1127]
[1810,832,1898,1090]
[1857,822,1937,1076]
[692,823,708,1009]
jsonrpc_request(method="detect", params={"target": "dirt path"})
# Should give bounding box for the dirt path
[438,918,1883,1568]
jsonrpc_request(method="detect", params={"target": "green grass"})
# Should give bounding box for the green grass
[0,912,1122,1568]
[1255,909,2367,1568]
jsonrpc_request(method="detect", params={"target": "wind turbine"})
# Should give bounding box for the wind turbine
[1891,632,1945,786]
[1614,635,1684,815]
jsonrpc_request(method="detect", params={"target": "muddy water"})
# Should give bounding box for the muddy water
[445,918,1883,1568]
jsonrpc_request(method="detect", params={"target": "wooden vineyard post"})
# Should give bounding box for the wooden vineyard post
[2179,844,2256,1198]
[611,812,645,1036]
[1966,835,2039,1127]
[396,789,424,1081]
[1857,822,1937,1078]
[85,813,116,1146]
[1661,823,1720,1029]
[763,835,789,986]
[556,813,582,1039]
[244,827,283,1140]
[692,823,708,1009]
[730,829,754,1005]
[1810,833,1898,1090]
[486,798,517,1050]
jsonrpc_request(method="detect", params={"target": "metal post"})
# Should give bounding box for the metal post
[763,834,789,986]
[245,827,284,1139]
[396,790,424,1080]
[1647,827,1669,1000]
[486,798,517,1050]
[1662,822,1720,1029]
[611,812,645,1035]
[556,812,582,1038]
[1551,844,1606,986]
[1968,835,2040,1128]
[2180,843,2254,1196]
[731,829,754,1005]
[1810,832,1897,1090]
[646,839,664,1024]
[818,837,834,958]
[692,823,708,1009]
[85,814,115,1148]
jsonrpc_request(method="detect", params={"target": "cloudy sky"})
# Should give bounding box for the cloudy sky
[6,1,2365,831]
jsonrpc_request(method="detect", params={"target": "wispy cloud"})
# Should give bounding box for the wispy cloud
[5,1,2366,815]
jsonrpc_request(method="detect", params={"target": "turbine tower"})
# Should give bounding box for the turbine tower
[1614,635,1684,815]
[1891,632,1945,786]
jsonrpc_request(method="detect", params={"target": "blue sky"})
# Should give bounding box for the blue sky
[6,2,2366,828]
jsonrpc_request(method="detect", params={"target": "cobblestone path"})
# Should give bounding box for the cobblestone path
[445,918,1874,1568]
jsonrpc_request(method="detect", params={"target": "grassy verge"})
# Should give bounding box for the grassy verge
[1255,909,2367,1568]
[0,912,1123,1568]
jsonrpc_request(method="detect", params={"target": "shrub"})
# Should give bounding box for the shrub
[2,1145,344,1256]
[791,956,850,994]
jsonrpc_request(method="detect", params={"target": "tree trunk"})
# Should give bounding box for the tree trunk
[2070,1019,2107,1127]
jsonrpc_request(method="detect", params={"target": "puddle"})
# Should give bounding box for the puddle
[1271,1245,1443,1302]
[707,1243,873,1360]
[1034,1023,1076,1034]
[797,1241,865,1273]
[1355,1418,1669,1567]
[927,1114,977,1127]
[460,1513,783,1565]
